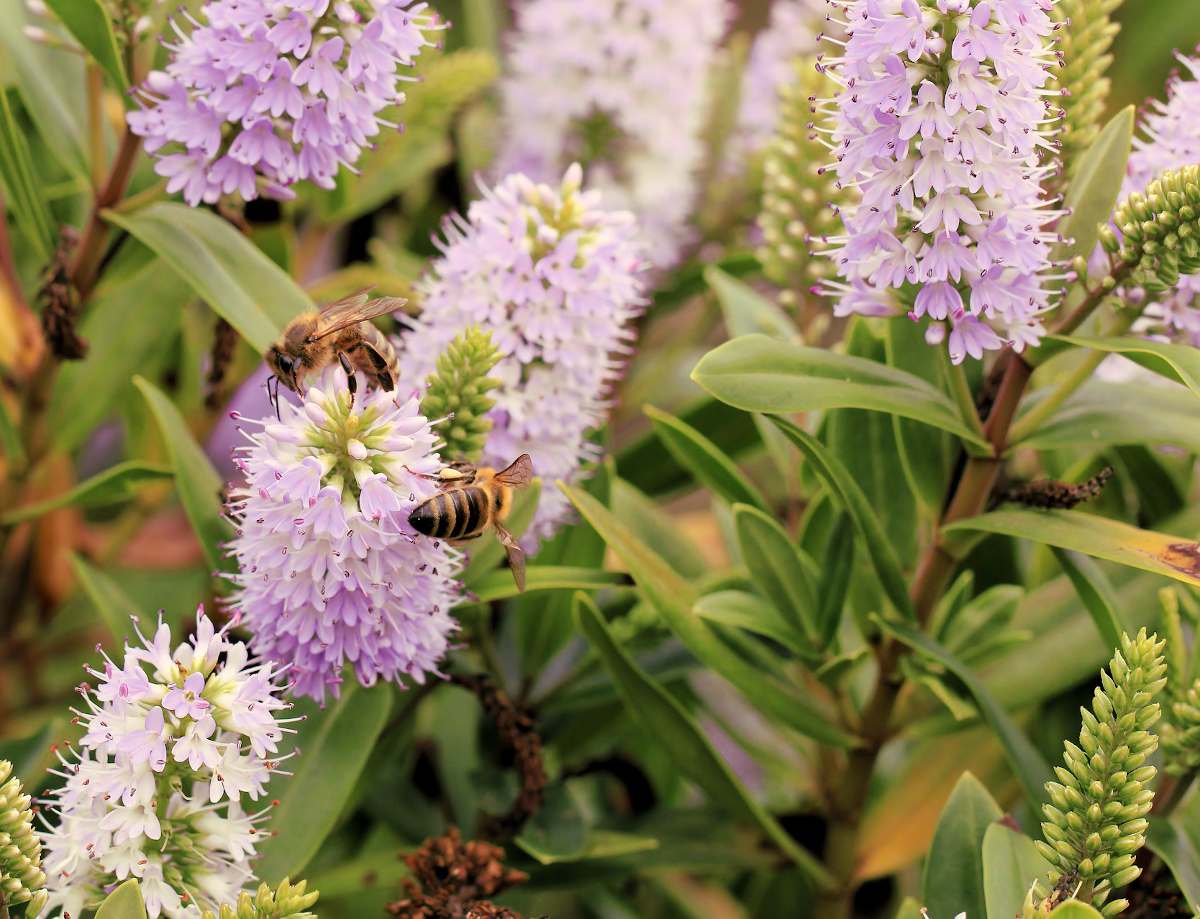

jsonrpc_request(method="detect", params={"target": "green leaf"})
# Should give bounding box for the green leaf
[616,397,762,497]
[0,91,55,260]
[69,553,148,647]
[105,204,311,353]
[705,265,798,340]
[983,822,1053,919]
[2,461,171,524]
[254,683,392,883]
[885,317,956,511]
[921,772,1002,919]
[1014,381,1200,454]
[944,508,1200,590]
[1051,548,1125,650]
[562,483,857,748]
[48,249,188,454]
[692,333,990,447]
[573,593,835,887]
[461,480,541,587]
[770,417,916,620]
[1057,335,1200,398]
[874,615,1053,807]
[0,718,65,789]
[644,404,769,511]
[610,479,707,579]
[466,565,627,604]
[731,503,818,648]
[894,897,924,919]
[514,781,588,865]
[94,879,148,919]
[133,376,232,573]
[693,590,809,655]
[43,0,129,93]
[0,0,87,176]
[1147,816,1200,914]
[1054,106,1134,266]
[816,514,855,647]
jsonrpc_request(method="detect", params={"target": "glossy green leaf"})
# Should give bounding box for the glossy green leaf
[0,91,55,260]
[732,503,818,647]
[921,772,1002,919]
[705,265,798,341]
[1014,382,1200,453]
[874,615,1053,807]
[2,461,172,524]
[133,376,233,573]
[49,250,188,453]
[44,0,129,93]
[944,508,1200,590]
[885,317,956,511]
[563,484,857,748]
[1055,106,1134,266]
[574,593,834,886]
[254,683,392,882]
[461,480,541,586]
[106,204,311,353]
[1051,548,1125,650]
[693,590,807,655]
[982,822,1053,919]
[1147,816,1200,913]
[770,417,916,620]
[466,565,626,604]
[816,514,855,647]
[1058,335,1200,398]
[894,897,924,919]
[692,333,989,447]
[0,0,87,176]
[645,404,769,511]
[94,879,148,919]
[69,553,148,647]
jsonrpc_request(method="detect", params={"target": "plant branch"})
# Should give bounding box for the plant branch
[69,127,141,301]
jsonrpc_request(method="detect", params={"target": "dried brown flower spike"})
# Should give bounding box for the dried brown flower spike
[387,827,528,919]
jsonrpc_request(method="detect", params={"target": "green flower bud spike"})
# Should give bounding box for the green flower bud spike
[0,760,47,918]
[1101,165,1200,292]
[420,326,502,464]
[201,878,319,919]
[1034,629,1167,916]
[757,56,844,307]
[1050,0,1121,184]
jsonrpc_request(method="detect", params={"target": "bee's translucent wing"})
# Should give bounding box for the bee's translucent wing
[310,289,408,340]
[495,523,526,592]
[493,453,534,488]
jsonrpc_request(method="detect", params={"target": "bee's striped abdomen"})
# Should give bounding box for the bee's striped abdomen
[409,486,491,540]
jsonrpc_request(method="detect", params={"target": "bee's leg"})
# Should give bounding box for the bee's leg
[353,342,395,392]
[337,351,357,405]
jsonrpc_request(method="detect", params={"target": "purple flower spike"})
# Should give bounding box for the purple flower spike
[225,367,461,702]
[127,0,442,205]
[816,0,1064,362]
[400,165,648,547]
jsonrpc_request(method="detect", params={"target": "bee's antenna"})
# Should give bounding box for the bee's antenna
[266,374,281,421]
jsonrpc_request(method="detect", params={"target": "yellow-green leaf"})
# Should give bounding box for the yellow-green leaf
[94,880,148,919]
[1054,106,1134,266]
[2,461,171,524]
[44,0,129,93]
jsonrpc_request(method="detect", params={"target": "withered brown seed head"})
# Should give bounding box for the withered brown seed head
[386,826,527,919]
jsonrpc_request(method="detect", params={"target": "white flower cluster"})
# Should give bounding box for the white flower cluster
[40,611,294,919]
[494,0,730,267]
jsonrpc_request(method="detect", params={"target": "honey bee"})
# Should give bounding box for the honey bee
[265,289,406,417]
[407,454,535,592]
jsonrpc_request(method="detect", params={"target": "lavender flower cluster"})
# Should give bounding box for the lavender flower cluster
[818,0,1063,362]
[127,0,440,205]
[401,164,648,545]
[226,369,460,703]
[41,612,292,918]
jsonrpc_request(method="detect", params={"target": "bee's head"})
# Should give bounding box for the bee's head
[266,345,298,391]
